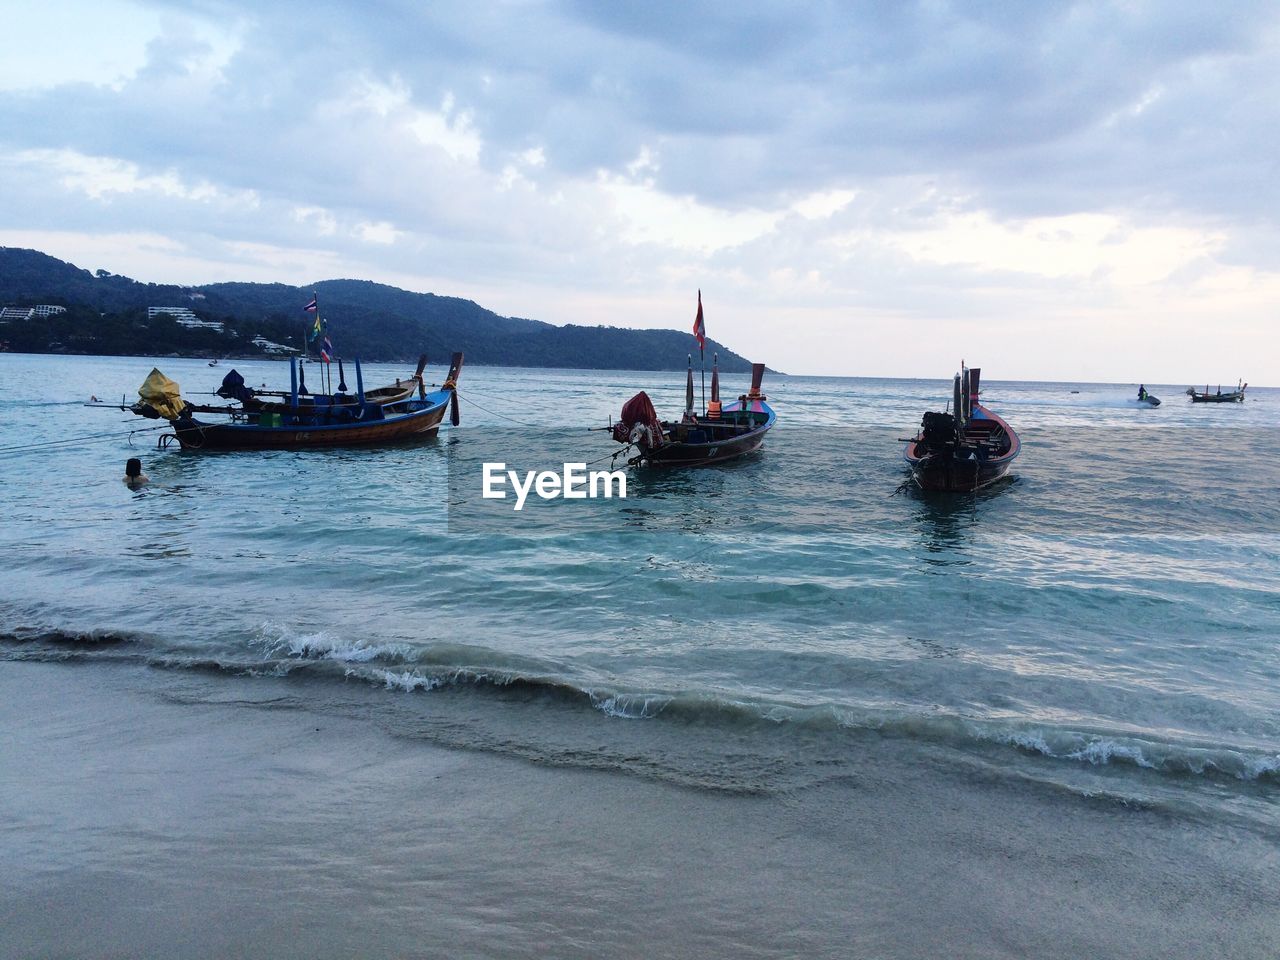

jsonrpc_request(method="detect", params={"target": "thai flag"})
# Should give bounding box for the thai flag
[692,289,706,349]
[320,335,333,363]
[303,296,318,313]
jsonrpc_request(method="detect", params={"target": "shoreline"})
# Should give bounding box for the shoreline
[3,659,1276,959]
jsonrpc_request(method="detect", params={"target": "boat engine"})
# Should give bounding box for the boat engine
[612,391,665,450]
[215,369,256,403]
[919,411,958,450]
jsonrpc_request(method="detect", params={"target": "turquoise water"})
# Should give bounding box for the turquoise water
[2,354,1277,828]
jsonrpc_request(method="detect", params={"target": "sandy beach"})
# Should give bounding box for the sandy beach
[2,659,1276,959]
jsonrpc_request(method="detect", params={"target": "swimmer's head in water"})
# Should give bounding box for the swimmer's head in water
[126,458,143,478]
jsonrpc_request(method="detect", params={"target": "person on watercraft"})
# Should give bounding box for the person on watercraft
[1138,385,1147,401]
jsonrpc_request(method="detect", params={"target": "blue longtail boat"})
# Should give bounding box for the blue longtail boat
[132,353,463,450]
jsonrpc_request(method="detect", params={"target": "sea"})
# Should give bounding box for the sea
[2,352,1278,836]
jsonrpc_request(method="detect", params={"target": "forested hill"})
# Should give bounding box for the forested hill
[0,248,758,371]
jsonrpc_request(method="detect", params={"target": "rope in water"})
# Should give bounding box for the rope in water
[453,391,544,428]
[0,423,169,457]
[454,391,632,466]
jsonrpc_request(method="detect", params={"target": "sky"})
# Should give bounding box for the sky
[1,0,1277,382]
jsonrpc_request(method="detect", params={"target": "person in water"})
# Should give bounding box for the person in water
[124,458,149,489]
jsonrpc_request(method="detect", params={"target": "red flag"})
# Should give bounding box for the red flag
[692,290,706,349]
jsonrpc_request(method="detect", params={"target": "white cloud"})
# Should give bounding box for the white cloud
[0,0,162,92]
[1,1,1279,381]
[790,190,858,221]
[597,172,779,253]
[293,206,338,236]
[354,221,400,245]
[10,148,259,207]
[888,210,1226,286]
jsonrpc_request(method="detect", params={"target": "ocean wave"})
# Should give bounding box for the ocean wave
[589,692,674,719]
[4,625,1277,786]
[986,724,1280,782]
[0,627,137,649]
[249,621,413,664]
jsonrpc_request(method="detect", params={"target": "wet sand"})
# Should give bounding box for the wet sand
[2,660,1276,959]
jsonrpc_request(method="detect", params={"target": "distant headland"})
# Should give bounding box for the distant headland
[0,247,758,372]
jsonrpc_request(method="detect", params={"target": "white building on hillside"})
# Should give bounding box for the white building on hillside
[0,305,67,321]
[251,335,296,355]
[149,306,224,332]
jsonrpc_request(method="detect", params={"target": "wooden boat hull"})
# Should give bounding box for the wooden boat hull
[904,403,1019,492]
[635,398,775,467]
[904,453,1012,492]
[637,426,769,466]
[168,393,451,450]
[1190,393,1244,403]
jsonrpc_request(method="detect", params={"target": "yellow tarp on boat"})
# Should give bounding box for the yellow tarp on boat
[138,368,185,420]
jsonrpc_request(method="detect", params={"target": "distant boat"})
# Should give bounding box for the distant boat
[208,358,219,367]
[1187,381,1246,403]
[903,362,1019,492]
[131,353,463,450]
[609,355,775,467]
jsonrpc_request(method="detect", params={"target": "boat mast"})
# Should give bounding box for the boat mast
[701,344,706,416]
[685,355,695,418]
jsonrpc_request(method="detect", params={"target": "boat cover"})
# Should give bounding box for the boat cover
[612,391,665,447]
[216,369,256,403]
[138,368,186,420]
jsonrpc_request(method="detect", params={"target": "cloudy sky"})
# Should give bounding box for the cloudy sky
[2,1,1277,381]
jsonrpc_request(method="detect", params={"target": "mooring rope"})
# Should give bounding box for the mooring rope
[0,424,169,457]
[454,391,543,428]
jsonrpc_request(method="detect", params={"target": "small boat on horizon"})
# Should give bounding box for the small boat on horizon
[903,362,1019,492]
[1187,381,1246,403]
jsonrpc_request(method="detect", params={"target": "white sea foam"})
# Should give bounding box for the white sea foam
[591,692,671,719]
[252,621,408,664]
[1242,754,1280,779]
[987,724,1280,781]
[367,669,439,692]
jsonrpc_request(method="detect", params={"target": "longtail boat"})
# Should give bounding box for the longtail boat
[131,353,464,450]
[1187,381,1246,403]
[903,362,1019,492]
[610,354,775,467]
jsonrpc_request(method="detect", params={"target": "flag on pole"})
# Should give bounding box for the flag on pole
[304,293,322,341]
[320,335,333,363]
[692,290,706,349]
